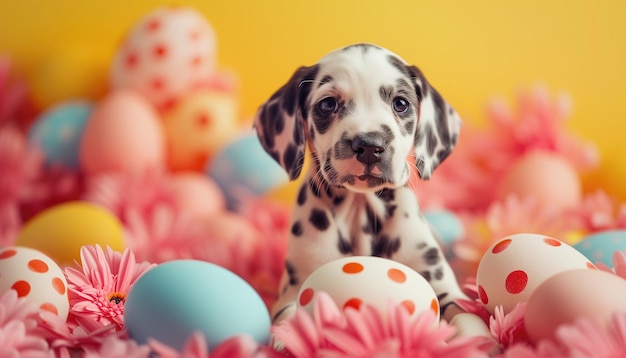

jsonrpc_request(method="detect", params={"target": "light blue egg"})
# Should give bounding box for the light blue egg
[208,131,288,210]
[28,100,93,170]
[574,230,626,267]
[125,260,271,351]
[424,209,465,246]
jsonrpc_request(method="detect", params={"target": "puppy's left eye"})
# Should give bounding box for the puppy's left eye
[392,97,410,114]
[318,97,339,114]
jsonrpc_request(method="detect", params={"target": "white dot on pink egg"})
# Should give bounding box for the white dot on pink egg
[496,150,582,211]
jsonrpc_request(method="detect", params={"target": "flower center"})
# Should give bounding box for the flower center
[108,292,126,304]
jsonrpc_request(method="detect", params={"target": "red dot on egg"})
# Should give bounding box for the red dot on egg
[387,268,407,283]
[0,249,17,259]
[28,259,49,273]
[196,112,212,128]
[125,53,138,68]
[343,298,362,311]
[492,239,512,254]
[52,277,66,295]
[430,298,439,314]
[401,300,415,314]
[40,303,59,316]
[342,262,364,274]
[146,19,161,32]
[190,56,203,67]
[543,238,562,247]
[587,262,598,270]
[189,30,200,41]
[153,44,168,59]
[299,288,314,306]
[478,285,489,304]
[12,281,31,297]
[505,270,528,294]
[151,77,166,91]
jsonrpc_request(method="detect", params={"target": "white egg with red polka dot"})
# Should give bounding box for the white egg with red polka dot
[0,247,69,319]
[476,233,596,314]
[297,256,439,321]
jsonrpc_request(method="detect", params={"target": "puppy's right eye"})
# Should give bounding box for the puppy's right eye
[317,97,338,114]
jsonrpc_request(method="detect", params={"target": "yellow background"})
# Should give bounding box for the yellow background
[1,1,625,198]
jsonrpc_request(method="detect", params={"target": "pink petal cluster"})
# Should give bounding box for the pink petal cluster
[0,290,50,357]
[273,292,491,358]
[64,245,155,333]
[489,303,529,350]
[0,56,37,129]
[150,331,279,358]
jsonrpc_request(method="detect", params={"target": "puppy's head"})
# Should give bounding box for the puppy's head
[255,43,461,192]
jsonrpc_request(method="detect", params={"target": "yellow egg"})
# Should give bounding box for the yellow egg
[162,89,239,171]
[30,46,110,108]
[16,201,125,267]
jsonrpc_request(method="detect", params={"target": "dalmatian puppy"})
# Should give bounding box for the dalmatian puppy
[255,43,489,336]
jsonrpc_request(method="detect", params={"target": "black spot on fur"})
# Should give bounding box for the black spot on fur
[386,204,397,218]
[431,89,451,144]
[372,235,401,257]
[423,247,442,265]
[437,293,449,301]
[337,232,352,254]
[363,205,383,234]
[414,127,424,146]
[333,195,345,206]
[404,120,415,135]
[420,271,432,282]
[387,55,411,78]
[379,85,394,102]
[294,119,305,146]
[291,221,303,236]
[334,132,354,160]
[309,208,330,231]
[437,149,451,163]
[343,43,378,54]
[319,75,333,87]
[283,144,297,172]
[297,185,307,205]
[433,267,444,280]
[286,261,298,285]
[417,242,427,249]
[376,188,395,202]
[309,179,322,198]
[425,125,437,156]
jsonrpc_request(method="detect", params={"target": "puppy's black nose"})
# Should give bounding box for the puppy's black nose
[352,135,385,165]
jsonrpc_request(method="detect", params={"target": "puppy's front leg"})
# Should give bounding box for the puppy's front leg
[270,180,345,323]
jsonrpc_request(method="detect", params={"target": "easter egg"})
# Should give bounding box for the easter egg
[28,100,93,169]
[162,89,239,171]
[476,233,595,314]
[297,256,439,320]
[0,247,69,319]
[31,46,108,108]
[124,260,270,350]
[208,131,289,210]
[574,230,626,267]
[109,6,216,109]
[80,90,164,174]
[15,201,125,267]
[423,209,465,246]
[169,172,225,218]
[496,151,582,211]
[525,269,626,343]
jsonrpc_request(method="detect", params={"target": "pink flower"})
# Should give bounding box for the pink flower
[273,292,491,358]
[64,245,155,333]
[566,190,626,233]
[550,312,626,357]
[0,290,50,357]
[83,170,177,224]
[489,303,529,349]
[83,334,151,358]
[150,331,279,358]
[0,56,37,129]
[596,249,626,280]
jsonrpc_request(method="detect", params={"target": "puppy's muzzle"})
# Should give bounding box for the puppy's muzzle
[351,134,386,166]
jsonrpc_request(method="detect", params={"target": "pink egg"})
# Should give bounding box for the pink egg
[169,172,225,218]
[109,6,217,109]
[80,90,164,174]
[496,150,582,211]
[525,269,626,343]
[476,233,595,314]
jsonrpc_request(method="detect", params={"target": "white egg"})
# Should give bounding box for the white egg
[476,233,595,314]
[298,256,439,320]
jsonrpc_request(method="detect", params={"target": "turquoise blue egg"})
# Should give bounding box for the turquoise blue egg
[124,260,270,351]
[28,100,93,169]
[424,209,465,246]
[574,230,626,267]
[207,131,288,210]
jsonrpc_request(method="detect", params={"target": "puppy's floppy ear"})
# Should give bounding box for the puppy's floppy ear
[254,65,319,180]
[409,66,462,180]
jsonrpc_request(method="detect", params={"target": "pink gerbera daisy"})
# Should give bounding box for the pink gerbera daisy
[273,292,492,358]
[64,245,155,333]
[150,331,280,358]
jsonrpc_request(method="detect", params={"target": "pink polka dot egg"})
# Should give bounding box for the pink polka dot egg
[110,6,217,109]
[297,256,439,320]
[0,247,69,319]
[476,233,596,314]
